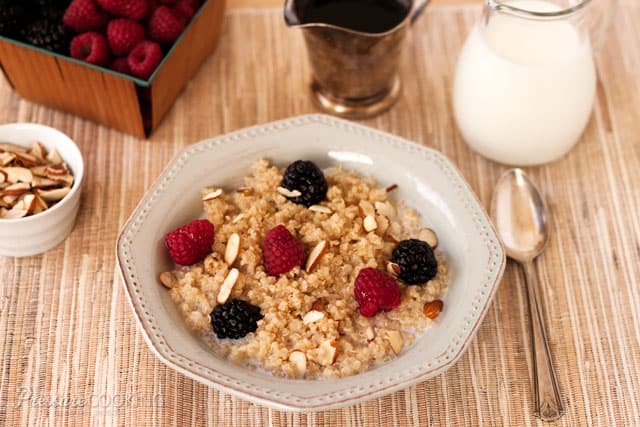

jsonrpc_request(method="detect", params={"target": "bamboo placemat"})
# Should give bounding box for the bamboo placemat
[1,3,639,426]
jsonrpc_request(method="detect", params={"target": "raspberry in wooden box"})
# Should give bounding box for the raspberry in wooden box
[0,0,225,138]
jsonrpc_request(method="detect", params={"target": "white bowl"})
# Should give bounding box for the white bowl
[0,123,84,257]
[116,114,505,411]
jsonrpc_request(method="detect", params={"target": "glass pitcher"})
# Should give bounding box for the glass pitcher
[452,0,617,166]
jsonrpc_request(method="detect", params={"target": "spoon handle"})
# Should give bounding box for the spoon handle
[522,261,564,421]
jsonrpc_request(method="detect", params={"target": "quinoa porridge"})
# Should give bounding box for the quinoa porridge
[160,159,448,379]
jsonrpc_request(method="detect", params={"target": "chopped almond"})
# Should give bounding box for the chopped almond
[423,299,444,320]
[1,167,33,184]
[224,233,240,265]
[277,186,302,198]
[302,310,325,324]
[386,330,404,355]
[159,272,177,289]
[289,351,307,376]
[202,188,223,201]
[217,268,239,304]
[305,240,327,272]
[363,215,378,232]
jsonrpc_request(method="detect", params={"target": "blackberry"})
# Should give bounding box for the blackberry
[20,19,70,53]
[30,0,68,20]
[281,160,328,207]
[0,0,25,37]
[211,299,263,339]
[391,239,438,285]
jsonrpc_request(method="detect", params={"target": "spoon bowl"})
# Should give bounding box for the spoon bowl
[492,168,549,263]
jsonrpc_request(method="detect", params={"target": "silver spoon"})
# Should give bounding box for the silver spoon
[491,168,564,421]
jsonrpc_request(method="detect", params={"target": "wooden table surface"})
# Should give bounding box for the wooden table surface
[1,1,639,426]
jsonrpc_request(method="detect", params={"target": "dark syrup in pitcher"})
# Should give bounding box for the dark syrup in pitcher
[301,0,411,33]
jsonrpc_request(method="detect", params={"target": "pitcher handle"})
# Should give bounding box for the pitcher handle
[410,0,432,24]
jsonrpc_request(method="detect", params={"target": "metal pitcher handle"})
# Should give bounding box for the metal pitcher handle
[410,0,432,24]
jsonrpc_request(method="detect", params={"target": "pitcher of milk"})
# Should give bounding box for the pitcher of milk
[452,0,616,166]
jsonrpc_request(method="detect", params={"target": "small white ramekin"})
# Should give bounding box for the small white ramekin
[0,123,84,257]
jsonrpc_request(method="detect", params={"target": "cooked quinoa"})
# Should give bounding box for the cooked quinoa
[163,160,448,379]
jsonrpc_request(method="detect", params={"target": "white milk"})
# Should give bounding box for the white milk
[452,0,596,165]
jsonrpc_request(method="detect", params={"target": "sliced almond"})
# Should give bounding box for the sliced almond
[363,215,378,232]
[45,163,68,176]
[289,351,307,376]
[302,310,325,324]
[305,240,327,272]
[30,165,48,177]
[375,201,396,218]
[202,188,223,201]
[224,233,240,265]
[2,205,28,219]
[423,299,444,320]
[0,152,15,166]
[49,173,74,187]
[14,152,40,167]
[1,167,33,184]
[317,340,338,366]
[309,205,332,214]
[358,200,375,217]
[277,186,302,198]
[217,268,239,304]
[364,326,375,342]
[2,195,17,205]
[236,186,253,195]
[418,228,439,249]
[159,272,177,289]
[0,171,5,184]
[376,214,390,235]
[386,261,401,276]
[20,194,36,212]
[386,330,404,355]
[0,143,27,153]
[32,176,59,188]
[32,194,48,214]
[232,213,245,224]
[37,187,70,202]
[29,142,46,160]
[1,182,30,197]
[385,183,398,192]
[46,148,62,164]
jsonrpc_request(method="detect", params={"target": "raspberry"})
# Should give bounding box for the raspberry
[211,299,263,339]
[107,18,146,56]
[165,219,214,265]
[174,0,201,19]
[70,31,110,65]
[96,0,149,20]
[354,268,401,317]
[127,40,163,79]
[63,0,108,32]
[109,57,131,74]
[391,239,438,285]
[281,160,328,207]
[262,224,305,276]
[149,5,186,44]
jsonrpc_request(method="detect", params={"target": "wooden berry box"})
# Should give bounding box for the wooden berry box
[0,0,225,138]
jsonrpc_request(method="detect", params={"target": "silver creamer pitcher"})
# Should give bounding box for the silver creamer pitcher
[285,0,430,119]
